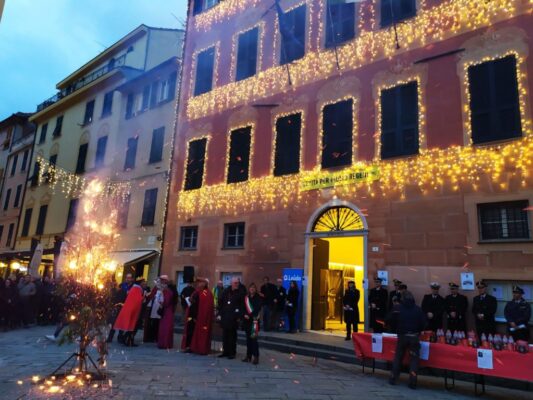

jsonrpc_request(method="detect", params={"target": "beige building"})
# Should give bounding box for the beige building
[15,25,183,281]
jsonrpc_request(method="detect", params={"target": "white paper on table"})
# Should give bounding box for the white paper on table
[371,334,383,353]
[477,349,493,370]
[420,341,430,361]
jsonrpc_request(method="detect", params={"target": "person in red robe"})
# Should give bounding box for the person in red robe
[113,282,143,347]
[181,278,214,355]
[157,277,177,349]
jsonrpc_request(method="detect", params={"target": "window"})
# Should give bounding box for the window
[468,55,522,144]
[141,188,158,226]
[180,226,198,250]
[65,198,79,231]
[150,81,159,108]
[381,0,416,27]
[274,113,301,176]
[10,154,18,176]
[125,93,134,119]
[75,143,88,174]
[142,85,151,111]
[325,0,356,48]
[478,201,530,241]
[236,27,259,81]
[38,123,48,144]
[279,4,306,65]
[149,127,165,163]
[36,204,48,235]
[223,222,245,249]
[46,154,57,184]
[124,137,138,170]
[193,0,219,15]
[227,126,251,184]
[83,100,95,125]
[184,138,207,190]
[95,136,108,168]
[13,185,22,208]
[380,81,419,159]
[0,225,3,244]
[321,99,353,169]
[30,162,39,187]
[52,116,63,138]
[102,91,113,117]
[6,223,14,247]
[21,208,32,237]
[162,71,177,102]
[21,150,29,172]
[117,195,130,229]
[49,154,57,167]
[3,189,11,210]
[194,47,215,96]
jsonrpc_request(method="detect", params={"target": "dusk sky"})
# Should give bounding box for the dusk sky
[0,0,187,120]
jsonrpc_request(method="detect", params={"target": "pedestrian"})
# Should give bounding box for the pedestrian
[39,275,55,325]
[472,280,497,338]
[180,280,195,323]
[444,282,468,333]
[342,281,360,340]
[385,296,401,334]
[504,285,531,342]
[114,279,144,347]
[106,280,123,343]
[421,282,445,332]
[217,277,244,359]
[286,280,299,333]
[157,278,178,349]
[18,274,36,328]
[388,279,402,310]
[0,278,19,330]
[271,278,286,331]
[112,273,135,344]
[143,277,164,343]
[368,278,388,333]
[388,291,427,390]
[242,283,262,364]
[189,278,214,355]
[259,276,276,331]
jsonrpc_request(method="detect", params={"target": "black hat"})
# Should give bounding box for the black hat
[476,280,487,289]
[512,285,524,294]
[449,282,459,289]
[430,282,440,289]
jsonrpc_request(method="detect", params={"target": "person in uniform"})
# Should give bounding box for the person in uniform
[421,282,445,332]
[388,279,402,310]
[368,278,388,333]
[472,280,497,338]
[342,281,360,340]
[444,282,468,333]
[217,277,244,359]
[504,285,531,342]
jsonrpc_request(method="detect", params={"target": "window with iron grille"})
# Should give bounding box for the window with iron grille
[478,201,530,241]
[322,99,353,169]
[223,222,245,249]
[381,0,416,28]
[194,47,215,96]
[236,27,259,82]
[325,0,356,48]
[184,138,207,190]
[180,226,198,250]
[227,127,251,184]
[274,113,301,176]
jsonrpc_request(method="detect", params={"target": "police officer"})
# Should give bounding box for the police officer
[421,282,445,332]
[368,278,388,333]
[388,279,402,310]
[342,281,360,340]
[472,280,497,338]
[444,282,468,333]
[504,285,531,342]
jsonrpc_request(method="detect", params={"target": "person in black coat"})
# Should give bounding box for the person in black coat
[286,281,299,333]
[217,277,244,359]
[342,281,360,340]
[0,278,19,330]
[368,278,388,333]
[242,283,262,364]
[259,277,276,331]
[504,285,531,342]
[421,282,445,332]
[388,279,402,310]
[472,280,497,338]
[272,278,287,331]
[444,282,468,333]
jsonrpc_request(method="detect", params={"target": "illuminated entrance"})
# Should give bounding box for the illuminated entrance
[303,201,367,333]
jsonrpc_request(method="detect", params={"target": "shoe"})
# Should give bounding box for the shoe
[252,357,259,365]
[45,335,57,342]
[408,383,417,390]
[345,337,350,341]
[388,378,396,386]
[218,353,228,358]
[241,357,250,362]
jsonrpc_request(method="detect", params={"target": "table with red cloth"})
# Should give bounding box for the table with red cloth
[352,333,533,383]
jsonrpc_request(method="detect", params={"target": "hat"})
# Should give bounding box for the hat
[159,275,169,281]
[430,282,440,289]
[476,280,487,289]
[374,277,383,283]
[398,284,407,290]
[196,277,209,284]
[449,282,459,289]
[512,285,524,294]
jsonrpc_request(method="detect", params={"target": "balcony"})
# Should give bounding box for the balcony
[36,54,127,112]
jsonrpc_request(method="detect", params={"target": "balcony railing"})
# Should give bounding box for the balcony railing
[36,54,127,112]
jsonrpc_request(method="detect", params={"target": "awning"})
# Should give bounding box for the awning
[109,250,158,266]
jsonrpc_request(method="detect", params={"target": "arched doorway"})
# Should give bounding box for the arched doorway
[303,200,368,333]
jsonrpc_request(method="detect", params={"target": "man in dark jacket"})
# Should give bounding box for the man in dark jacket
[388,279,402,310]
[444,282,468,333]
[472,280,497,337]
[368,278,388,333]
[217,277,244,359]
[421,282,445,332]
[343,281,360,340]
[259,277,276,331]
[389,291,427,390]
[504,285,531,342]
[271,278,286,331]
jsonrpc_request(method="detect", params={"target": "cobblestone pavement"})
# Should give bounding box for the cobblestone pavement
[0,327,530,399]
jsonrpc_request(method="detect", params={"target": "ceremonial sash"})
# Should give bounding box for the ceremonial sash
[245,295,259,339]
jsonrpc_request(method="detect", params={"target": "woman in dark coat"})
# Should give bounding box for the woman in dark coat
[0,278,19,330]
[242,283,262,364]
[286,281,299,333]
[342,281,360,340]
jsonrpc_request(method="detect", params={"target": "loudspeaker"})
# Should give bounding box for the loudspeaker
[183,266,195,283]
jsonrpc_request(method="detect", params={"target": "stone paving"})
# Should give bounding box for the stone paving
[0,327,530,399]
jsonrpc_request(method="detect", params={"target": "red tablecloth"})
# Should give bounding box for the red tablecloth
[352,333,533,382]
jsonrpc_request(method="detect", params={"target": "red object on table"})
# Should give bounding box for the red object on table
[352,333,533,382]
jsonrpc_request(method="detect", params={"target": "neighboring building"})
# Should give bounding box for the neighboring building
[0,113,35,277]
[15,25,183,281]
[162,0,533,335]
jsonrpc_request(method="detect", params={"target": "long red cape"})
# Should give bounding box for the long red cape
[114,285,143,331]
[181,288,214,355]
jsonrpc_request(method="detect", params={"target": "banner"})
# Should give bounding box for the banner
[300,166,380,191]
[28,242,43,277]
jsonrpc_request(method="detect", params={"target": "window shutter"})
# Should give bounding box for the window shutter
[22,208,32,237]
[36,204,48,235]
[149,127,165,163]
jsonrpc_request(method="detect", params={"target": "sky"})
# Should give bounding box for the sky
[0,0,187,121]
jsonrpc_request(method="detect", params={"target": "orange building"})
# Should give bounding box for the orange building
[162,0,533,334]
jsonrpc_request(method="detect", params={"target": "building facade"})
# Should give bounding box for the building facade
[14,25,183,281]
[162,0,533,334]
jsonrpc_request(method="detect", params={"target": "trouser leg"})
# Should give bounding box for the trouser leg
[391,335,407,382]
[246,333,252,358]
[107,329,115,342]
[186,321,195,348]
[229,328,237,356]
[346,322,351,338]
[408,336,420,387]
[252,338,259,357]
[222,329,229,355]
